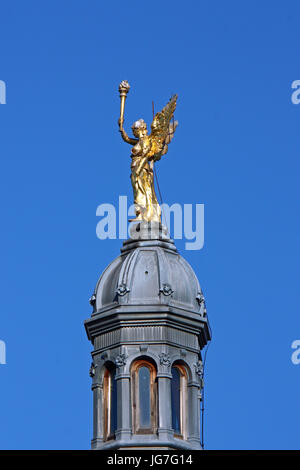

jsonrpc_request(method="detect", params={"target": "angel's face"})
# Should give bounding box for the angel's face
[132,125,147,138]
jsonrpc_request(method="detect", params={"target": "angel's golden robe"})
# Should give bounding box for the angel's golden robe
[130,135,160,222]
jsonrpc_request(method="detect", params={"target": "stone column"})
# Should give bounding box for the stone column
[91,383,103,449]
[115,374,131,441]
[187,382,201,448]
[157,373,173,440]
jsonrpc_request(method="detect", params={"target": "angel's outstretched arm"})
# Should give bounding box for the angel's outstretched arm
[118,119,138,145]
[118,80,138,145]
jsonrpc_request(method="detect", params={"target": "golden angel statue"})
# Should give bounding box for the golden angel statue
[118,80,178,223]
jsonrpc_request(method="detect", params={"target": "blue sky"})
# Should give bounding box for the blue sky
[0,0,299,449]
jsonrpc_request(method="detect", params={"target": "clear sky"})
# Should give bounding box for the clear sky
[0,0,299,450]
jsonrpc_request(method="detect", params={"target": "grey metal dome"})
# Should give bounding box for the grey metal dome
[90,225,207,317]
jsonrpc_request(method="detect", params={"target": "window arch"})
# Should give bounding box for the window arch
[103,365,117,440]
[171,364,187,438]
[131,359,157,434]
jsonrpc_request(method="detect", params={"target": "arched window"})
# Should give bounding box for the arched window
[171,364,187,438]
[103,366,117,440]
[131,359,157,434]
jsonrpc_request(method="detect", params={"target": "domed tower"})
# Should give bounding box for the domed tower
[84,223,211,450]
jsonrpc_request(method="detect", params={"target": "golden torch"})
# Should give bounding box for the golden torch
[118,80,130,128]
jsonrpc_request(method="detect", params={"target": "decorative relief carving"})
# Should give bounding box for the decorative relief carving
[194,360,204,378]
[115,353,127,368]
[159,352,171,367]
[116,283,130,296]
[194,360,204,388]
[196,291,207,317]
[196,292,205,305]
[89,362,97,377]
[160,283,174,296]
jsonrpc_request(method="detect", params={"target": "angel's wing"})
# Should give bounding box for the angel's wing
[148,94,178,160]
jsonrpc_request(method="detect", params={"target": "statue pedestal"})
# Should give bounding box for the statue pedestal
[121,222,176,255]
[129,221,169,240]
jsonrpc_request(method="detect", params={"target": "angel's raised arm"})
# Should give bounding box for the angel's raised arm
[118,80,138,146]
[118,120,138,145]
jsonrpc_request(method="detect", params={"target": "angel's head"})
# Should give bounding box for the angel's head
[131,119,148,138]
